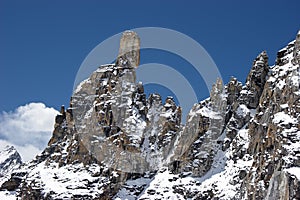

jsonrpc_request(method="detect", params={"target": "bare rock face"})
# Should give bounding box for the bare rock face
[7,31,181,199]
[117,31,140,68]
[292,30,300,65]
[170,78,227,176]
[226,77,243,106]
[266,171,300,200]
[245,32,300,200]
[239,51,269,109]
[2,30,300,200]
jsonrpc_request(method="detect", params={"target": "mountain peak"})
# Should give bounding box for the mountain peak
[1,30,299,200]
[0,145,22,177]
[117,30,140,68]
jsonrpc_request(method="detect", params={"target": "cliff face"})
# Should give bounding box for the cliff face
[246,31,300,200]
[0,30,299,200]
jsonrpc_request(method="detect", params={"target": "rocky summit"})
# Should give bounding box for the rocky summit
[0,146,22,195]
[0,146,22,179]
[0,30,299,200]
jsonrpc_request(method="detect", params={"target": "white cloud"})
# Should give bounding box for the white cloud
[0,103,59,162]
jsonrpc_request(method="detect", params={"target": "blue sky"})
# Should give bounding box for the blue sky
[1,0,299,112]
[0,0,299,160]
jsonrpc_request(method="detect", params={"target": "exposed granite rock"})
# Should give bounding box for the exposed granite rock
[226,77,243,106]
[292,30,300,65]
[0,177,22,191]
[245,32,300,200]
[117,31,140,68]
[266,170,300,200]
[2,30,299,200]
[239,51,269,109]
[170,78,226,176]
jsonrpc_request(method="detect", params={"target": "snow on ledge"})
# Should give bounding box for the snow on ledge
[272,111,296,125]
[284,167,300,180]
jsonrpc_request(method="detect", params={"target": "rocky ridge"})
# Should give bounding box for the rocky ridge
[0,146,22,198]
[0,30,299,199]
[0,146,22,178]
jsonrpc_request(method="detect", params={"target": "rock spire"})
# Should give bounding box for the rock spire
[117,31,140,68]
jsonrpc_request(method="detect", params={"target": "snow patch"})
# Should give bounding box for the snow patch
[285,167,300,180]
[272,112,296,125]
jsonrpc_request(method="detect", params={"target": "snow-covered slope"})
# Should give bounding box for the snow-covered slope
[0,30,299,199]
[0,146,22,178]
[0,146,22,200]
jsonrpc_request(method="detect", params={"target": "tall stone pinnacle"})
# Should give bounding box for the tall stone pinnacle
[117,31,140,68]
[292,29,300,65]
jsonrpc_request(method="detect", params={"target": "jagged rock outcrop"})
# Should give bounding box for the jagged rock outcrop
[169,78,227,176]
[117,31,140,68]
[0,30,299,200]
[1,30,182,199]
[239,51,269,109]
[245,30,300,200]
[0,146,22,192]
[0,146,22,178]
